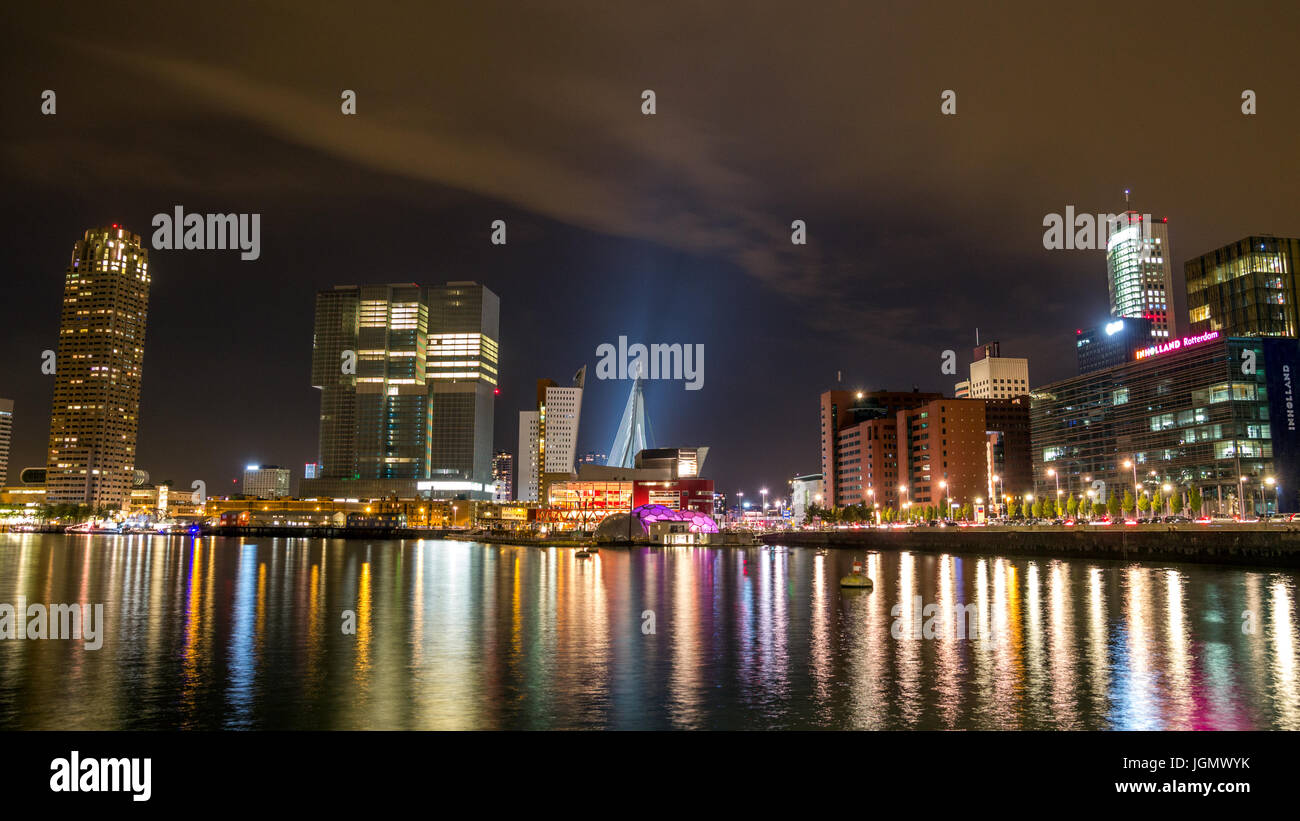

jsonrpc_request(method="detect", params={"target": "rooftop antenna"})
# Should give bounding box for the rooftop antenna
[975,327,980,346]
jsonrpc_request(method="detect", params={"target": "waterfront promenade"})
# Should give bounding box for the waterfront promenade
[764,524,1300,567]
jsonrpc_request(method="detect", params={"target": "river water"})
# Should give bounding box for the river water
[1,534,1297,729]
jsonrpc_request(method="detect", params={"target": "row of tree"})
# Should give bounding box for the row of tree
[806,488,1205,524]
[30,503,118,523]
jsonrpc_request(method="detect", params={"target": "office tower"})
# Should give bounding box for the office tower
[0,399,12,487]
[45,226,151,508]
[517,411,540,501]
[955,342,1030,399]
[307,281,498,500]
[311,285,363,481]
[243,464,290,499]
[424,282,499,492]
[492,450,513,501]
[1185,236,1300,337]
[1032,334,1298,515]
[312,283,428,482]
[1075,316,1155,375]
[1106,211,1175,338]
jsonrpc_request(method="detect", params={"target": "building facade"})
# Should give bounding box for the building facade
[545,477,715,531]
[424,282,500,493]
[1076,316,1155,375]
[517,411,540,502]
[955,342,1030,399]
[1031,333,1299,516]
[243,464,291,499]
[820,389,944,509]
[306,281,498,500]
[45,226,151,508]
[0,398,11,487]
[821,389,1030,514]
[492,450,513,501]
[1185,235,1300,338]
[896,397,1032,514]
[519,370,584,504]
[789,473,823,525]
[1106,211,1176,339]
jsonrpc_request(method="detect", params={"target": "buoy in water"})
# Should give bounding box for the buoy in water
[840,558,873,588]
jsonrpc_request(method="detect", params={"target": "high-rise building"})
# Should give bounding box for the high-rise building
[1075,316,1155,375]
[424,282,500,492]
[1185,236,1300,338]
[819,389,943,508]
[820,388,1029,513]
[896,397,1031,514]
[306,281,499,500]
[304,462,319,479]
[0,399,12,487]
[243,464,290,499]
[1106,211,1176,339]
[954,342,1030,399]
[492,450,513,501]
[517,411,540,501]
[528,368,585,503]
[45,226,151,508]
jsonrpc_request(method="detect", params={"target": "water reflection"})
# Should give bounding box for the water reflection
[0,534,1297,730]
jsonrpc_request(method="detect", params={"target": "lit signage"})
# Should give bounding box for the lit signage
[1105,320,1124,335]
[1134,331,1220,361]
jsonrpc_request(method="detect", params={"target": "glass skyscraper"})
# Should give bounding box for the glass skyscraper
[1186,235,1300,338]
[45,226,151,508]
[307,281,498,500]
[424,282,499,495]
[1106,211,1176,339]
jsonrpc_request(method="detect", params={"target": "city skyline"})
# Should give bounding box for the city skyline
[3,3,1299,499]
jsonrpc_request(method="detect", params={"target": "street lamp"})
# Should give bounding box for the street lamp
[899,483,909,520]
[1161,483,1172,518]
[939,480,948,520]
[1047,468,1060,503]
[1239,475,1248,518]
[761,488,768,510]
[1123,458,1138,500]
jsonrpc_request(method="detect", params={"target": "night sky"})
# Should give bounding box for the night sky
[2,1,1298,499]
